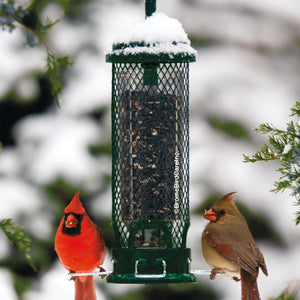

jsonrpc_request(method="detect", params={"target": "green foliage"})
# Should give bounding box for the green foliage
[0,0,25,31]
[208,117,249,139]
[46,53,73,107]
[57,0,86,14]
[0,0,74,106]
[0,219,36,271]
[270,295,296,300]
[12,273,32,299]
[189,35,214,47]
[269,281,300,300]
[89,142,112,156]
[243,102,300,224]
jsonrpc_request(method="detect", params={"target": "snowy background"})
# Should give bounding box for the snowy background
[1,0,300,299]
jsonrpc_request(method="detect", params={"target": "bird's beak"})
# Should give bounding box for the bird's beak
[203,209,217,222]
[65,214,79,228]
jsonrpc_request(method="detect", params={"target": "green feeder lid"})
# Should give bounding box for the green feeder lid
[106,12,197,63]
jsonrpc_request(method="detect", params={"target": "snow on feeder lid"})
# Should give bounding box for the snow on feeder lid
[106,0,196,284]
[106,12,197,63]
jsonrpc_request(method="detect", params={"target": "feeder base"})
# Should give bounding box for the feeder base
[106,272,196,284]
[106,248,196,284]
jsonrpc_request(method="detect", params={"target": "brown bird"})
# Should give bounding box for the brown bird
[201,192,268,300]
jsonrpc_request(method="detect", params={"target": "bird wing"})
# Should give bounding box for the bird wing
[204,224,267,277]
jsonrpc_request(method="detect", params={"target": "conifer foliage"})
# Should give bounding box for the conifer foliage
[0,0,73,106]
[0,219,36,271]
[244,102,300,224]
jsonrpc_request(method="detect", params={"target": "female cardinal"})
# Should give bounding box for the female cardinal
[201,192,268,300]
[55,193,106,300]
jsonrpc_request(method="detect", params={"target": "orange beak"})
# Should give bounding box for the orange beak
[203,209,217,222]
[65,214,79,228]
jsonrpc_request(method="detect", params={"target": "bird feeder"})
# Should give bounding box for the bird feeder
[106,0,196,283]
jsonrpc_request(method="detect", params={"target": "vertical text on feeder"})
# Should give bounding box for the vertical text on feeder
[174,151,180,215]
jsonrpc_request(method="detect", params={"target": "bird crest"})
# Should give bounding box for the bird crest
[64,192,86,215]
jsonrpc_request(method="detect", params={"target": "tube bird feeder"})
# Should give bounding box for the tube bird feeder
[106,0,196,283]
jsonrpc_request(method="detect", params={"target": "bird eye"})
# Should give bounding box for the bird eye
[220,209,226,215]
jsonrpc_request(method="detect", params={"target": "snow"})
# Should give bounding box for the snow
[0,178,41,220]
[0,270,18,300]
[24,262,78,300]
[111,42,196,57]
[1,1,300,299]
[114,12,190,45]
[24,256,113,300]
[108,12,197,56]
[283,143,292,154]
[14,114,110,191]
[0,29,45,95]
[60,53,112,116]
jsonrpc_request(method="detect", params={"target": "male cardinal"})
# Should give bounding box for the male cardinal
[201,192,268,300]
[55,193,106,300]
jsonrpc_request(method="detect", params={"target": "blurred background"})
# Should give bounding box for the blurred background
[1,0,300,299]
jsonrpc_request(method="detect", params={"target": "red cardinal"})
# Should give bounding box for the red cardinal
[55,193,106,300]
[201,192,268,300]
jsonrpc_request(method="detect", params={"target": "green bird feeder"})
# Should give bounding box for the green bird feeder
[106,0,196,284]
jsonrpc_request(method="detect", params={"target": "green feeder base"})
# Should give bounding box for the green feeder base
[107,273,196,284]
[106,248,196,284]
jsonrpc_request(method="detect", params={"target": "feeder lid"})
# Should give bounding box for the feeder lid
[106,12,197,63]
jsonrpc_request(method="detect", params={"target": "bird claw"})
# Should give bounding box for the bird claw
[210,268,223,280]
[68,270,76,281]
[210,273,216,280]
[210,268,240,282]
[99,266,107,279]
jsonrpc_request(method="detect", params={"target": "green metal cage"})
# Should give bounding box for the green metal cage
[106,2,196,284]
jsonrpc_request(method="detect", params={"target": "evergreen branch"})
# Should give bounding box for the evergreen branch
[0,0,25,31]
[244,102,300,224]
[46,53,73,107]
[254,122,286,136]
[296,210,300,226]
[243,144,278,163]
[0,0,73,106]
[290,101,300,116]
[16,15,74,106]
[271,180,292,193]
[0,219,37,271]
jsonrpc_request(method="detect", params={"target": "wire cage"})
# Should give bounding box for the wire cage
[106,2,196,284]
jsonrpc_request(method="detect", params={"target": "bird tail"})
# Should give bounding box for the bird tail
[241,269,260,300]
[75,276,96,300]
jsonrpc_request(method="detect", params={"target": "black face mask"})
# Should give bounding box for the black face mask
[62,213,83,236]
